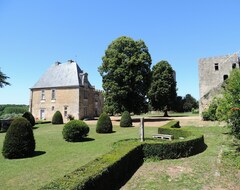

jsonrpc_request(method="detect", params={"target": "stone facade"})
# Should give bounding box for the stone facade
[198,54,239,113]
[29,61,103,122]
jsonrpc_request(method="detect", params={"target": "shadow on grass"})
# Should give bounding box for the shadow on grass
[120,125,135,128]
[8,151,47,159]
[69,137,96,143]
[30,151,46,158]
[33,126,39,130]
[97,131,117,134]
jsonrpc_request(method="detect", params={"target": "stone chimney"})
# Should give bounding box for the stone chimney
[55,61,61,66]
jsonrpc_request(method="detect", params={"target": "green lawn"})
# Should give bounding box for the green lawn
[134,112,199,117]
[0,122,240,190]
[0,123,157,190]
[122,126,240,190]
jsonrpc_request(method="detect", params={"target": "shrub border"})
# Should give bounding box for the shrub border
[40,121,206,190]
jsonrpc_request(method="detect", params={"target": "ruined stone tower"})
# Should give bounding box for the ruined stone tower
[198,53,239,113]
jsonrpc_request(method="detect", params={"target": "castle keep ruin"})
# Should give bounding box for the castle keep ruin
[198,53,239,113]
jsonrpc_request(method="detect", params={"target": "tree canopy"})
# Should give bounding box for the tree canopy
[215,69,240,138]
[98,36,152,114]
[148,60,177,116]
[182,94,198,112]
[0,69,10,88]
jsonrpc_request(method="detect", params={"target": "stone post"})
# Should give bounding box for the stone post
[140,117,144,142]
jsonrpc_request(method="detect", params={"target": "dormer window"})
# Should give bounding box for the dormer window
[214,63,219,71]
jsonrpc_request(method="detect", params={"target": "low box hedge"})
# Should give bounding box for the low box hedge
[143,135,205,159]
[40,141,143,190]
[40,121,206,190]
[35,120,51,125]
[161,120,180,128]
[158,120,191,138]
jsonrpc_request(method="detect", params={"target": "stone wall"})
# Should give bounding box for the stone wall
[30,87,103,123]
[31,88,79,122]
[198,54,239,113]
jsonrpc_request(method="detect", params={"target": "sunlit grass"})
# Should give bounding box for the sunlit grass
[0,123,157,190]
[122,126,240,190]
[1,119,239,190]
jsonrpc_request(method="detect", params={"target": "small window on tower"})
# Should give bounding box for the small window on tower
[84,90,88,99]
[214,63,219,71]
[232,63,236,69]
[223,75,228,81]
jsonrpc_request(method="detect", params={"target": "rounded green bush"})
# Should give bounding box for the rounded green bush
[63,120,89,142]
[52,111,63,124]
[22,112,35,127]
[96,113,113,133]
[2,117,35,159]
[120,111,132,127]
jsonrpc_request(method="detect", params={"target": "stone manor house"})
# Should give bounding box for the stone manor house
[29,60,103,122]
[199,53,239,113]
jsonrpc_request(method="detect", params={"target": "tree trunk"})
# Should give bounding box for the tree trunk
[163,106,169,117]
[163,110,169,117]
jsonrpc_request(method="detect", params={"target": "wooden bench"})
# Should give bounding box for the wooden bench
[152,134,173,140]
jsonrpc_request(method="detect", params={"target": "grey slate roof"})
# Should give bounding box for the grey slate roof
[31,61,93,89]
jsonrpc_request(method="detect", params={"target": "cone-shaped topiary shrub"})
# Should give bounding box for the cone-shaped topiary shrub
[2,117,35,159]
[120,111,132,127]
[22,112,35,127]
[62,120,90,142]
[96,113,113,133]
[52,111,63,124]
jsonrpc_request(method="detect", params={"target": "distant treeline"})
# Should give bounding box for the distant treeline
[0,105,29,116]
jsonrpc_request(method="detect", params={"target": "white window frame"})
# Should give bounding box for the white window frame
[41,90,45,100]
[64,106,68,117]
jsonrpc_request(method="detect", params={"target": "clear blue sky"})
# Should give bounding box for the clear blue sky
[1,0,240,104]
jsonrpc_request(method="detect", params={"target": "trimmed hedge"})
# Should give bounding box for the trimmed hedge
[62,120,90,142]
[2,117,35,159]
[35,120,51,125]
[52,111,63,124]
[22,112,35,127]
[160,120,180,128]
[40,142,143,190]
[158,120,190,139]
[149,120,205,158]
[120,111,132,127]
[143,135,205,159]
[96,113,112,133]
[40,121,206,190]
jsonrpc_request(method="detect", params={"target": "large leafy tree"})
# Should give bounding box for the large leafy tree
[0,69,10,88]
[182,94,198,112]
[99,36,152,114]
[215,69,240,138]
[148,60,177,116]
